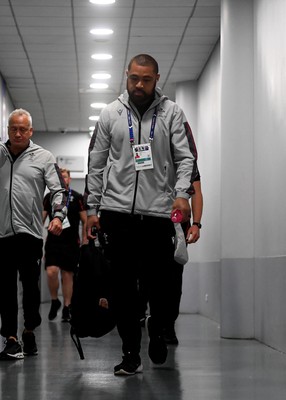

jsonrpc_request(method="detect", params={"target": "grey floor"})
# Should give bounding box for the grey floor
[1,302,286,400]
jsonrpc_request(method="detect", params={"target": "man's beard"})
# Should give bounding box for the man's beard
[128,85,156,107]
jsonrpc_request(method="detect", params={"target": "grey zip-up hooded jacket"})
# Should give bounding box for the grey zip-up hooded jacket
[0,140,68,239]
[86,88,198,218]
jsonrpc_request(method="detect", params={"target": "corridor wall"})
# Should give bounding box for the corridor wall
[177,0,286,354]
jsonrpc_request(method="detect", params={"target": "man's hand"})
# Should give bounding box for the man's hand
[48,217,63,236]
[87,215,101,239]
[172,198,191,223]
[186,224,200,244]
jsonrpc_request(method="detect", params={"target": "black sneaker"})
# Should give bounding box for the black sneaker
[48,299,61,321]
[61,305,71,322]
[22,331,38,356]
[146,316,168,364]
[114,353,143,376]
[0,338,24,360]
[163,326,179,345]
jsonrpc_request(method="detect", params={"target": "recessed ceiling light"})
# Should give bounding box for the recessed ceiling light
[89,0,115,4]
[90,28,113,36]
[90,102,107,109]
[91,53,112,60]
[92,73,111,80]
[89,116,100,121]
[89,83,109,89]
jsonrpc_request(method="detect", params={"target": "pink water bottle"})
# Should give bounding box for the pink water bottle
[171,209,183,223]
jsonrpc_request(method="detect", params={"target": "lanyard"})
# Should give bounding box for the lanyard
[66,188,72,209]
[127,107,157,145]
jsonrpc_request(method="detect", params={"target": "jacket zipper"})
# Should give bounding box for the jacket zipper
[129,105,141,215]
[8,159,16,234]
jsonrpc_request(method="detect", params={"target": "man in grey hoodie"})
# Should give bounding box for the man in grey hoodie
[86,54,198,375]
[0,108,67,360]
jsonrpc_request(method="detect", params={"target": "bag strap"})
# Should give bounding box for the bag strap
[70,326,85,360]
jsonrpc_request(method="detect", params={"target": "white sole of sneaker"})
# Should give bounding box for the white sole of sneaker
[23,352,38,356]
[1,352,24,360]
[114,364,143,376]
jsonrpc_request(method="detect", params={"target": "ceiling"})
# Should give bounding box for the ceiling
[0,0,220,134]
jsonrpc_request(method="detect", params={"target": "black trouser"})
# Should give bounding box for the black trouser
[0,233,43,338]
[100,211,176,356]
[166,261,184,327]
[138,257,184,326]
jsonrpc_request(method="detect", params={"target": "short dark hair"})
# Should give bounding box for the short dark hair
[128,54,159,74]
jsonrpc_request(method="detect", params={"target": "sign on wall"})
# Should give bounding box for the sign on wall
[56,156,85,172]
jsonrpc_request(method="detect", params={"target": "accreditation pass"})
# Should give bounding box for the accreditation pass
[132,143,154,171]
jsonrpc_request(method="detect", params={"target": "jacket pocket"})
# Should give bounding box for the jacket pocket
[0,189,10,235]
